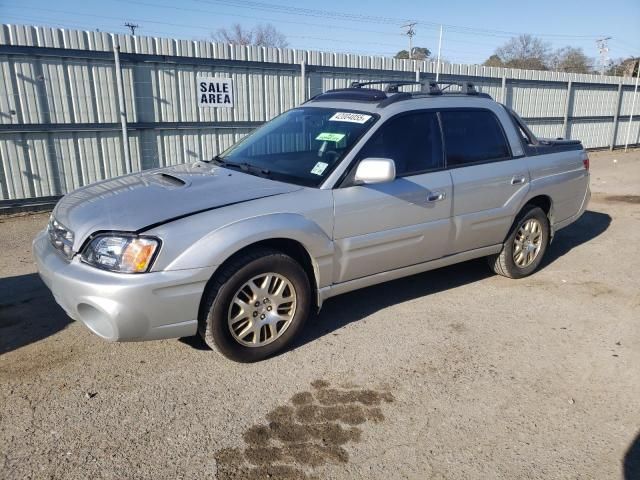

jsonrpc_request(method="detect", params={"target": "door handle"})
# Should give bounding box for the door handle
[511,175,527,185]
[426,191,446,202]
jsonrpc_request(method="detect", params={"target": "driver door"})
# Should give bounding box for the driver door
[332,111,453,283]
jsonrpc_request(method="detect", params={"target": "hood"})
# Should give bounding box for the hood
[53,162,302,250]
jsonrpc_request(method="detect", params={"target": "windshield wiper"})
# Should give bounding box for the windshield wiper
[209,155,271,177]
[209,155,227,166]
[224,161,271,177]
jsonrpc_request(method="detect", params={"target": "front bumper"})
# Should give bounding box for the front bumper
[33,230,217,341]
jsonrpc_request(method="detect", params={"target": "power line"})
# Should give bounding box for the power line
[190,0,607,39]
[0,13,532,63]
[108,0,406,37]
[11,0,632,64]
[18,0,608,52]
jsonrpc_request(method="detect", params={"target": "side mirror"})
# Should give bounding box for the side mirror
[353,158,396,185]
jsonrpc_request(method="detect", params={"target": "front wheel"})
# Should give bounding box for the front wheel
[199,248,311,362]
[488,206,550,279]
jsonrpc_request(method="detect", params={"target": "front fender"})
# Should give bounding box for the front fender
[163,213,335,288]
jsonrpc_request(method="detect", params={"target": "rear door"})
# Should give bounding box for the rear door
[441,108,530,254]
[332,111,453,283]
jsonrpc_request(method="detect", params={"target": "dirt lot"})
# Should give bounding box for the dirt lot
[1,150,639,480]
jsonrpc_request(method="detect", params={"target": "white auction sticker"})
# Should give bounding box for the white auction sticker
[310,162,329,175]
[329,112,372,124]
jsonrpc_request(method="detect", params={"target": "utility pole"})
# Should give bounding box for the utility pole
[435,25,443,81]
[596,37,611,75]
[624,59,639,152]
[124,22,139,35]
[402,22,417,59]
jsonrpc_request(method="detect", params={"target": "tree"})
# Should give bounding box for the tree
[492,34,550,70]
[395,47,431,60]
[483,54,504,68]
[213,23,288,48]
[253,24,288,48]
[548,47,592,74]
[607,57,640,77]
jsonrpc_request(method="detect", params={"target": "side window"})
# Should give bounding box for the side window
[440,110,511,167]
[356,112,444,176]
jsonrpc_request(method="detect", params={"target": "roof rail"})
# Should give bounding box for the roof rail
[350,80,422,93]
[311,87,387,102]
[427,81,480,95]
[306,79,493,107]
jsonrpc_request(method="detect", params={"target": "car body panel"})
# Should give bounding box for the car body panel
[525,150,590,224]
[332,171,453,282]
[52,163,302,251]
[448,159,531,253]
[33,230,211,340]
[145,188,334,280]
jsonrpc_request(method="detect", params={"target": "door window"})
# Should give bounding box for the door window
[356,112,444,176]
[440,110,511,167]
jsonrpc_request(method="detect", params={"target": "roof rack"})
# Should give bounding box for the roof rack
[310,87,387,102]
[307,79,493,106]
[426,81,480,95]
[350,80,422,93]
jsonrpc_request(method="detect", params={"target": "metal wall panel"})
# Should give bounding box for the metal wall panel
[509,82,567,118]
[572,84,619,117]
[0,24,639,201]
[568,119,614,149]
[620,87,640,117]
[616,119,640,146]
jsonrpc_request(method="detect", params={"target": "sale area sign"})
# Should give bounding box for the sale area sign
[197,77,234,107]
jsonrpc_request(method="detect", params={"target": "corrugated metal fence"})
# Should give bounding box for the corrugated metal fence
[1,24,639,202]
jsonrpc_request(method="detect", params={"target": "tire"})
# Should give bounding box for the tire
[199,247,311,362]
[487,206,550,279]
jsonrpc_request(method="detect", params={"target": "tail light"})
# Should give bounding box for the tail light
[581,152,589,171]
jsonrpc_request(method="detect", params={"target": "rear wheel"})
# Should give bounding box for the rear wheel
[488,206,550,279]
[199,247,311,362]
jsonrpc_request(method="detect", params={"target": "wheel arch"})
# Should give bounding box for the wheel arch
[502,194,553,245]
[524,194,553,218]
[521,194,554,238]
[197,237,320,332]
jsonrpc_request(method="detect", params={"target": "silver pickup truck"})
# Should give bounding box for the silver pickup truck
[33,81,590,362]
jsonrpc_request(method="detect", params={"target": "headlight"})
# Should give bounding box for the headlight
[81,235,160,273]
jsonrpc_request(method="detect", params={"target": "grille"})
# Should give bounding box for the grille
[48,216,75,260]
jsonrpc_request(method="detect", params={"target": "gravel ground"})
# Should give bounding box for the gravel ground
[1,149,639,480]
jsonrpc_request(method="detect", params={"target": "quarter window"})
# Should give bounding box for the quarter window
[440,110,511,167]
[356,112,444,176]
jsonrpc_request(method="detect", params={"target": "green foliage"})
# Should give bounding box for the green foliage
[395,47,431,60]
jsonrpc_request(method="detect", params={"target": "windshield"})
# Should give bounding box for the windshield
[218,107,377,187]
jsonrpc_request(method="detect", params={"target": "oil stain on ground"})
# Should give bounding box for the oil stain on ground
[214,379,394,479]
[604,195,640,204]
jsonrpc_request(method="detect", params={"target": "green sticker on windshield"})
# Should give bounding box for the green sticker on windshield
[316,132,346,142]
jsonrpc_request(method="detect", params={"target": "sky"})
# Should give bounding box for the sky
[0,0,638,65]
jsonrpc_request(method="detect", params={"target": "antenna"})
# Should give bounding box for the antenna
[596,37,612,75]
[402,22,417,59]
[124,22,140,35]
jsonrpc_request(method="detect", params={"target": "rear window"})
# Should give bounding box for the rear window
[440,110,511,167]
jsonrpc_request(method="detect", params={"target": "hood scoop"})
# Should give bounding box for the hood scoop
[149,172,187,188]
